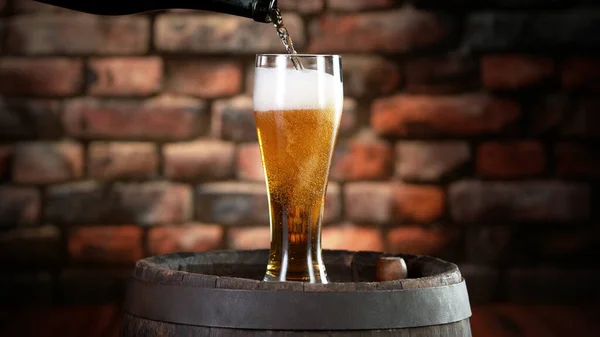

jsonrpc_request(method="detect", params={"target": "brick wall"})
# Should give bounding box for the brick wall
[1,0,599,305]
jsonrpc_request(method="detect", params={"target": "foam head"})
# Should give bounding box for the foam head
[253,67,343,113]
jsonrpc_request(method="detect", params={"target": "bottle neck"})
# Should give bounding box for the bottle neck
[34,0,277,22]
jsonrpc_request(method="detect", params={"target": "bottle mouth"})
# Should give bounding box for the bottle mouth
[253,0,277,23]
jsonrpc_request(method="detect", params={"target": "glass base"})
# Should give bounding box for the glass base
[263,265,328,283]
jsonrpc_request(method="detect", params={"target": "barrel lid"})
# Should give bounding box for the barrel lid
[125,250,472,330]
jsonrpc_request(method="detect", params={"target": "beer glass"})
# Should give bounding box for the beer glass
[254,54,343,283]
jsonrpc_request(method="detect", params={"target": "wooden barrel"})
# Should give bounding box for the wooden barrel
[122,250,472,336]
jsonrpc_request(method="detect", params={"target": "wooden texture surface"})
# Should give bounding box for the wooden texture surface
[1,305,599,337]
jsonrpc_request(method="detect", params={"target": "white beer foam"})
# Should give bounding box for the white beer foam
[254,67,343,113]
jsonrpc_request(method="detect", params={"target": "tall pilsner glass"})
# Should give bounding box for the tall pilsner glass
[254,54,343,283]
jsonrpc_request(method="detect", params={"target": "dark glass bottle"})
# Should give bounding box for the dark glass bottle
[34,0,277,22]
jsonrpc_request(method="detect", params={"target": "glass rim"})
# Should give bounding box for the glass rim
[256,53,341,58]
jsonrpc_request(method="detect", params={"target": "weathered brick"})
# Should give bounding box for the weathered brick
[148,223,224,255]
[340,98,358,135]
[46,181,192,225]
[0,186,40,226]
[308,9,449,53]
[228,227,270,250]
[166,60,242,98]
[196,182,269,226]
[0,58,83,96]
[344,183,392,224]
[387,226,455,255]
[155,14,304,53]
[60,269,130,303]
[392,184,445,223]
[561,58,600,91]
[68,225,143,264]
[372,94,520,137]
[279,0,323,13]
[163,140,235,181]
[0,146,11,179]
[413,0,583,9]
[555,143,600,179]
[0,272,53,304]
[324,183,342,224]
[211,96,257,142]
[89,142,158,180]
[395,141,470,182]
[538,227,600,263]
[449,180,590,224]
[12,141,84,184]
[481,55,554,90]
[87,57,163,96]
[322,224,384,251]
[507,268,600,303]
[458,265,499,304]
[63,96,208,140]
[7,14,149,55]
[236,143,264,181]
[463,10,600,52]
[405,53,478,94]
[328,0,396,11]
[533,95,600,137]
[330,134,393,181]
[0,100,62,139]
[0,225,61,264]
[343,56,401,98]
[477,141,546,178]
[466,226,512,264]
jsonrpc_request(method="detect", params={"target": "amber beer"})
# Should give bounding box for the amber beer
[254,58,343,283]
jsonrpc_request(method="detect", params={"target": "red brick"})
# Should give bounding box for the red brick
[371,94,521,137]
[12,141,84,184]
[0,186,40,226]
[0,100,62,139]
[68,225,143,264]
[477,141,546,178]
[405,54,478,94]
[155,14,304,53]
[166,60,242,98]
[533,95,600,137]
[322,224,383,251]
[46,181,192,225]
[196,182,269,226]
[344,183,392,224]
[449,180,590,224]
[0,58,83,96]
[228,227,270,249]
[236,143,264,181]
[88,142,158,180]
[343,56,401,98]
[328,0,395,11]
[0,0,6,12]
[87,57,162,96]
[279,0,323,13]
[211,96,257,142]
[148,224,223,255]
[392,184,444,223]
[163,140,235,181]
[63,96,208,140]
[458,265,499,304]
[330,135,393,181]
[481,55,554,90]
[555,143,600,179]
[0,225,60,264]
[6,14,149,55]
[395,141,470,182]
[561,58,600,91]
[308,9,448,53]
[387,226,455,255]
